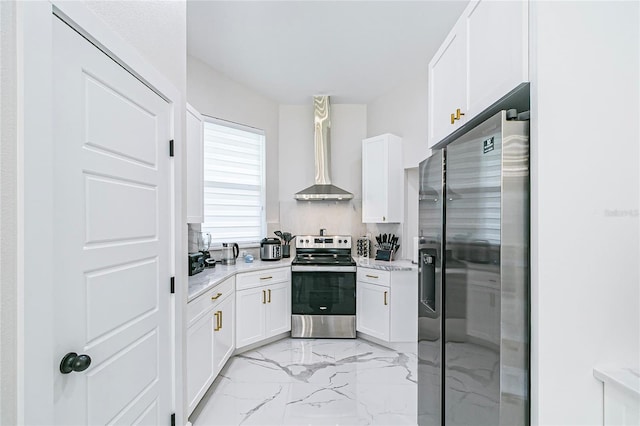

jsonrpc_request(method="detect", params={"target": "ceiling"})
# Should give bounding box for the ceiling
[187,1,468,104]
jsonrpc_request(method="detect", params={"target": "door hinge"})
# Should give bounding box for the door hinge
[169,139,175,157]
[170,277,175,294]
[170,413,175,426]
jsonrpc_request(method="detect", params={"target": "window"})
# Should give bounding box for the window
[202,118,266,247]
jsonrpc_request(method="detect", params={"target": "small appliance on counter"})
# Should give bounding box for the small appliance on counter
[197,232,212,265]
[260,238,282,261]
[220,242,239,265]
[188,252,205,276]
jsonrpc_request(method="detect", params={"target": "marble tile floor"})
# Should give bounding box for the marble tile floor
[190,338,417,426]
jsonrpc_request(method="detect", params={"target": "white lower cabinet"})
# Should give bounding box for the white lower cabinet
[212,293,235,376]
[186,276,235,415]
[186,310,215,414]
[357,282,390,341]
[236,268,291,350]
[356,268,417,343]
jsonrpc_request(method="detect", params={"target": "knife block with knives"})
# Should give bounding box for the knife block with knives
[374,233,399,261]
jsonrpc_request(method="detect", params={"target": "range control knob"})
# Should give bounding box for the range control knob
[306,239,309,243]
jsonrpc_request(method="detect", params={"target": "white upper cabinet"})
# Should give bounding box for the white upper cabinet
[428,0,529,148]
[428,22,468,145]
[186,103,204,223]
[362,134,403,224]
[466,0,529,116]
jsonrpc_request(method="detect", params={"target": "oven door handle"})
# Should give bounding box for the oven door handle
[291,265,357,273]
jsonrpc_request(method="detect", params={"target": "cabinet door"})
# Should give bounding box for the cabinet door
[187,310,215,414]
[265,281,291,337]
[235,286,266,349]
[466,0,528,117]
[213,294,235,377]
[362,136,388,223]
[356,282,390,341]
[428,21,467,147]
[186,103,203,223]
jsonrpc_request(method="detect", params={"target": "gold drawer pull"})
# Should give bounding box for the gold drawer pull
[456,108,465,120]
[384,291,388,306]
[211,293,223,301]
[219,310,223,330]
[268,289,271,303]
[262,290,266,304]
[366,274,379,279]
[260,276,273,280]
[451,113,455,124]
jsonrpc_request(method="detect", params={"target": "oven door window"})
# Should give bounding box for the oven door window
[291,271,356,315]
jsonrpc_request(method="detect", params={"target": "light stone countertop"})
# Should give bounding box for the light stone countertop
[356,258,418,271]
[188,257,294,302]
[593,366,640,397]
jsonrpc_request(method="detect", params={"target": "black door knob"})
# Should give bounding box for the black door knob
[60,352,92,374]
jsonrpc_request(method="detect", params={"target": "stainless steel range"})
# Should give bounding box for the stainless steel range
[291,235,356,338]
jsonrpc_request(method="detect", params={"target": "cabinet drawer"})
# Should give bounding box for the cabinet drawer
[187,276,235,327]
[236,267,290,291]
[357,269,390,286]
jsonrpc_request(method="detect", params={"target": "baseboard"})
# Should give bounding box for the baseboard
[233,332,291,355]
[357,332,417,352]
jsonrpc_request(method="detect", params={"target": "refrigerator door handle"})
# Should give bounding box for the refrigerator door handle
[419,251,437,317]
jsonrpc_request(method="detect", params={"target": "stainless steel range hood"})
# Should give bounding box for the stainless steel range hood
[294,96,353,201]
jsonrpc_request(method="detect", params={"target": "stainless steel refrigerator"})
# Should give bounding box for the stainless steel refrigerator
[418,110,529,426]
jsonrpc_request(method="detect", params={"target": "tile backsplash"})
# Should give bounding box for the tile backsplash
[279,199,367,241]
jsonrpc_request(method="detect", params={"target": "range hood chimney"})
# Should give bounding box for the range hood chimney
[294,96,353,201]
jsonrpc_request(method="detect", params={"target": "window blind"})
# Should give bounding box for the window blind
[202,119,266,247]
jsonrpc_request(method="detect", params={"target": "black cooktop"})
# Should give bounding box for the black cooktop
[292,253,356,266]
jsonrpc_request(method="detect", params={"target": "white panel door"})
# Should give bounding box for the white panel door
[236,287,266,348]
[265,281,291,337]
[53,16,172,425]
[356,282,390,341]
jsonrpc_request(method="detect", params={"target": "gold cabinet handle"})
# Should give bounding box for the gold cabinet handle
[268,289,271,303]
[219,310,223,330]
[451,113,456,124]
[366,274,379,279]
[260,276,273,280]
[262,290,266,304]
[214,312,221,331]
[384,291,388,306]
[455,108,465,120]
[211,292,223,301]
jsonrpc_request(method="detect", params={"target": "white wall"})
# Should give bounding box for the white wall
[367,72,429,170]
[0,1,18,424]
[366,72,429,259]
[278,104,367,240]
[187,55,280,228]
[530,2,640,425]
[84,1,186,94]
